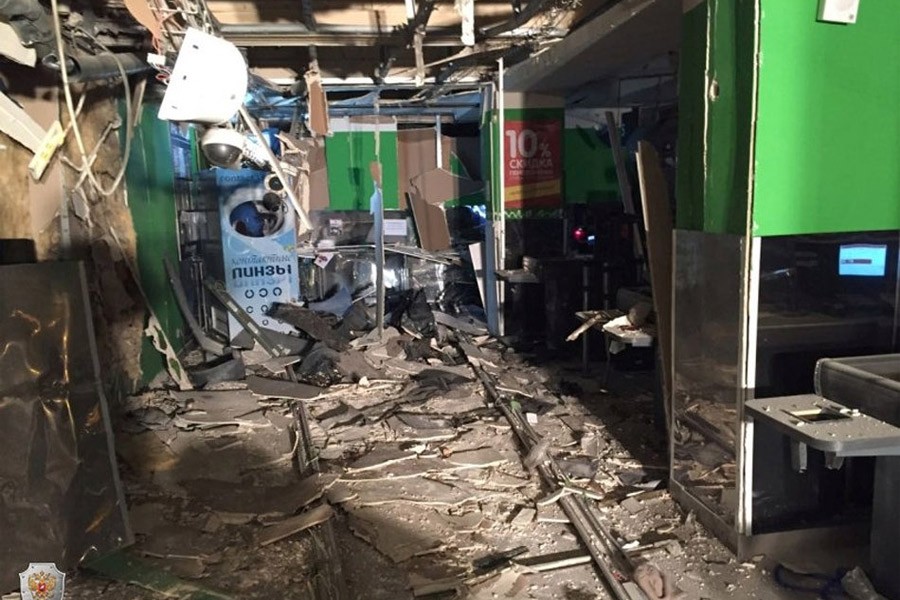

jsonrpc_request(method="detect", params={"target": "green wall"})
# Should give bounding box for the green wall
[675,0,756,235]
[752,0,900,236]
[564,127,618,204]
[678,0,900,237]
[325,130,399,210]
[125,105,184,384]
[675,3,707,231]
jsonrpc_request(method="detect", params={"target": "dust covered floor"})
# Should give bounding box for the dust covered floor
[60,343,806,600]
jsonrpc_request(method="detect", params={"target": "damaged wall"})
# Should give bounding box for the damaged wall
[326,116,399,210]
[675,0,755,236]
[124,102,185,385]
[564,110,620,204]
[0,68,147,394]
[0,72,62,257]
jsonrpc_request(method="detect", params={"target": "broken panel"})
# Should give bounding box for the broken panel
[671,231,746,526]
[0,262,132,590]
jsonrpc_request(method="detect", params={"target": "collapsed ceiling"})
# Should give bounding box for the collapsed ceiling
[0,0,617,88]
[0,0,678,125]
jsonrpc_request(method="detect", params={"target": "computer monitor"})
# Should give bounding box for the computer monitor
[838,244,888,277]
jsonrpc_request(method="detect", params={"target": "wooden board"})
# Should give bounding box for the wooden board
[636,141,673,433]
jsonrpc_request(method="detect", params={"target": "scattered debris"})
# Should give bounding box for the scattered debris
[258,503,334,547]
[247,374,321,399]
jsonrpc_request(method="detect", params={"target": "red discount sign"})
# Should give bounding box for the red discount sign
[503,119,562,209]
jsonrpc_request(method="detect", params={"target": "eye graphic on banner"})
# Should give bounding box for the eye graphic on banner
[503,119,562,210]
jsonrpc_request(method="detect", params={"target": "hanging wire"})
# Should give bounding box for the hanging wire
[51,0,134,198]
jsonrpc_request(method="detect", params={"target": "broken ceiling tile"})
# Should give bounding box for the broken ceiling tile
[347,477,477,507]
[178,474,338,518]
[347,505,445,563]
[246,374,322,400]
[258,503,334,547]
[435,510,484,532]
[396,412,454,430]
[316,402,364,430]
[445,448,507,469]
[346,446,418,472]
[536,504,570,525]
[260,355,303,374]
[325,481,357,505]
[385,415,458,443]
[342,457,449,482]
[509,507,536,528]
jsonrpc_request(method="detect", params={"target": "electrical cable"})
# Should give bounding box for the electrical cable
[50,0,133,198]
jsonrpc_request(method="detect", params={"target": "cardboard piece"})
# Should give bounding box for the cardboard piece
[123,0,163,42]
[309,143,330,210]
[408,189,451,252]
[397,129,481,210]
[397,129,437,210]
[305,63,330,137]
[636,141,673,433]
[410,168,483,206]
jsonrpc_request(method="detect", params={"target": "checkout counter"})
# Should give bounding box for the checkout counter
[670,230,900,596]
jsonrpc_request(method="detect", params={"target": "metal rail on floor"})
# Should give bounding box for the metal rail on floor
[464,355,638,600]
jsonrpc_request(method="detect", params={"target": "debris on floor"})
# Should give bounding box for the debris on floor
[57,291,807,600]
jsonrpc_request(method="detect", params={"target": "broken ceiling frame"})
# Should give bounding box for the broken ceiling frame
[218,23,564,48]
[142,0,218,53]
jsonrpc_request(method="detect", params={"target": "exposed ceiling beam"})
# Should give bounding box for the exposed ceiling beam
[220,23,565,47]
[503,0,680,93]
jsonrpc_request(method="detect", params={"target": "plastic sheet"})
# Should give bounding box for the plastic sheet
[0,262,131,590]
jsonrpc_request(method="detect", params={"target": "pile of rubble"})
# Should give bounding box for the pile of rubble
[56,294,802,600]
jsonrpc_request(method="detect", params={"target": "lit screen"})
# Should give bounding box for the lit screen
[838,244,888,277]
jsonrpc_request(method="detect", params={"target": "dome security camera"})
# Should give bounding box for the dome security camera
[200,128,246,169]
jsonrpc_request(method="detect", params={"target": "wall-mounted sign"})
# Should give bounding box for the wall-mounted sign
[503,119,562,209]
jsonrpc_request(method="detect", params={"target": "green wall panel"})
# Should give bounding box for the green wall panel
[125,105,184,384]
[753,0,900,236]
[563,127,618,204]
[704,0,756,235]
[325,130,399,211]
[675,2,708,230]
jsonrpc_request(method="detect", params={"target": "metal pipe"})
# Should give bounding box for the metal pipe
[219,23,562,47]
[66,53,151,82]
[496,57,506,337]
[469,363,633,600]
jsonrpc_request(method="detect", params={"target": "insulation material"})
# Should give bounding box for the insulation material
[0,262,132,591]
